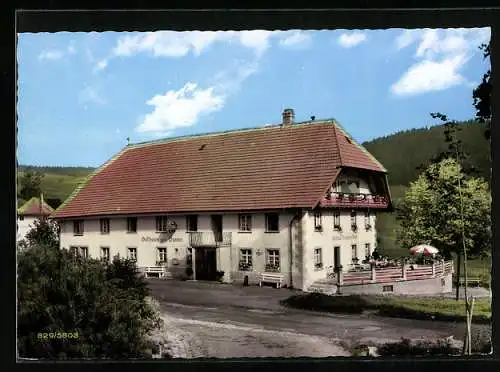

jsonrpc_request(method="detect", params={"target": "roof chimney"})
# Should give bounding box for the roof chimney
[282,108,295,126]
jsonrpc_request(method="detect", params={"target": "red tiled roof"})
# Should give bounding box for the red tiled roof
[18,197,54,216]
[52,120,387,218]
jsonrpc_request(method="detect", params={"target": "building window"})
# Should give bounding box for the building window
[100,247,110,262]
[333,211,341,230]
[127,247,137,261]
[156,216,170,232]
[186,248,193,266]
[383,285,394,293]
[313,211,322,231]
[314,248,323,270]
[186,215,198,232]
[19,215,24,221]
[364,243,371,259]
[351,244,358,263]
[265,213,279,232]
[265,249,280,272]
[71,246,88,258]
[364,211,371,230]
[238,214,252,232]
[350,211,357,231]
[100,218,110,234]
[239,249,253,271]
[73,220,84,236]
[127,217,137,233]
[157,247,167,265]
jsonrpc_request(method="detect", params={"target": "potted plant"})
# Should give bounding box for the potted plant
[215,270,225,282]
[314,262,323,270]
[239,262,252,271]
[334,224,342,231]
[351,224,358,232]
[365,224,372,231]
[314,225,323,232]
[265,263,280,272]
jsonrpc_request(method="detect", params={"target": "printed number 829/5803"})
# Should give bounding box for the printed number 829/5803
[37,332,79,340]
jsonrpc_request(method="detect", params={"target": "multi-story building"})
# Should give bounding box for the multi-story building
[52,109,392,291]
[17,196,54,244]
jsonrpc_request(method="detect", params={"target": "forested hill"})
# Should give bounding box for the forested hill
[363,120,490,186]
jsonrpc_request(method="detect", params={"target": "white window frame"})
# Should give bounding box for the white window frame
[364,211,371,230]
[333,211,341,230]
[266,249,280,272]
[73,220,84,236]
[364,243,371,259]
[186,215,198,232]
[186,247,193,266]
[80,246,88,258]
[350,211,357,230]
[314,248,323,270]
[100,246,110,261]
[155,216,170,232]
[239,249,253,270]
[351,244,358,262]
[265,213,280,232]
[313,211,322,231]
[238,214,252,232]
[157,247,167,264]
[127,217,137,233]
[100,218,110,234]
[127,247,137,261]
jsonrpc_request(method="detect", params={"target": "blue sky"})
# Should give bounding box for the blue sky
[17,28,491,167]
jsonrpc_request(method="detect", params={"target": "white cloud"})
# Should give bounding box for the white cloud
[38,50,64,61]
[78,85,106,106]
[38,41,78,61]
[279,31,312,48]
[94,59,108,72]
[338,32,367,48]
[391,55,468,96]
[136,82,224,134]
[391,27,490,96]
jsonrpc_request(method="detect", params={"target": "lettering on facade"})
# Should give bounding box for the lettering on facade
[141,236,183,243]
[332,235,356,241]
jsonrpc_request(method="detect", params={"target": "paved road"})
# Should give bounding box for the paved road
[148,280,486,358]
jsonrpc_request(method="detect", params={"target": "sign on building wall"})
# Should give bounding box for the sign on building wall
[141,236,183,243]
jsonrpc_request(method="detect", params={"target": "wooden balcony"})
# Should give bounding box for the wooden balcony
[189,232,232,247]
[320,192,390,209]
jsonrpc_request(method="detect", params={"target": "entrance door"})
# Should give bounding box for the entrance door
[195,247,217,281]
[211,215,223,242]
[333,246,341,269]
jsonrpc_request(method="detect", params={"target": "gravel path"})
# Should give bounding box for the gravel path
[161,313,350,358]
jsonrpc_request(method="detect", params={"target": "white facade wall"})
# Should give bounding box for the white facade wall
[301,209,377,291]
[59,212,296,285]
[17,216,37,242]
[59,208,378,290]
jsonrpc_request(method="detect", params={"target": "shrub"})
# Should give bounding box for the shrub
[17,245,163,359]
[280,293,372,314]
[378,338,460,356]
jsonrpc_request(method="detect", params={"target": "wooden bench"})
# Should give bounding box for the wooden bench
[457,277,482,287]
[144,266,170,279]
[259,273,284,288]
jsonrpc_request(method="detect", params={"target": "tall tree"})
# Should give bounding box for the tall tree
[472,42,491,138]
[396,158,491,300]
[18,169,44,201]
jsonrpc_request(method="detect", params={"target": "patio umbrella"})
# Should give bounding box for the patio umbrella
[409,244,439,256]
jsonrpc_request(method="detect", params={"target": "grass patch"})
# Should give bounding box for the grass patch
[281,293,491,323]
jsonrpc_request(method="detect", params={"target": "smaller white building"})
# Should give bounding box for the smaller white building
[17,197,55,243]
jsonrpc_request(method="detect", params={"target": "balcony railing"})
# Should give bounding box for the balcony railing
[320,192,389,209]
[189,232,232,247]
